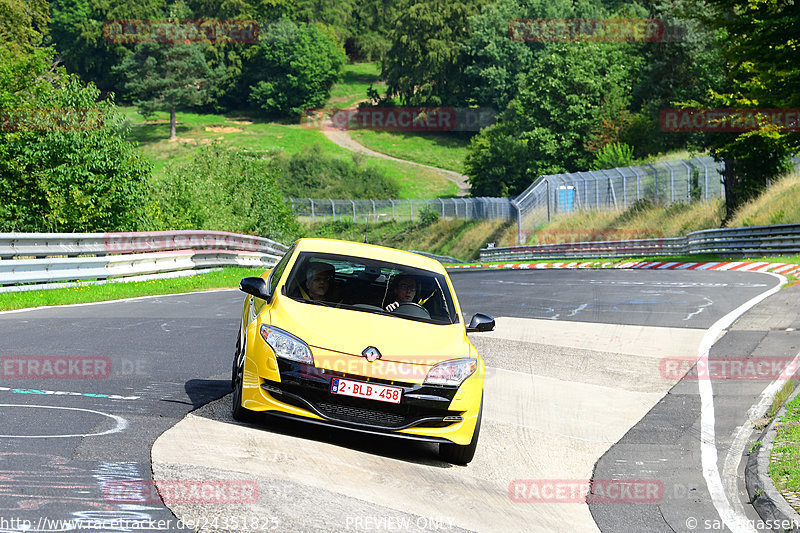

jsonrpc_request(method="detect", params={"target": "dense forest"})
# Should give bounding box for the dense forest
[0,0,797,234]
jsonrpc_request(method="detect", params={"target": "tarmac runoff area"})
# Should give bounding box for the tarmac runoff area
[152,317,708,532]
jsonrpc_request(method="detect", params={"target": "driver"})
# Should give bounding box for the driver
[385,275,417,311]
[302,262,335,301]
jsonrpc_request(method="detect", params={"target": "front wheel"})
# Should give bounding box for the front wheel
[439,396,482,465]
[231,333,255,422]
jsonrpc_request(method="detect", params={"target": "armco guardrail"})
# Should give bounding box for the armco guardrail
[0,231,288,288]
[480,223,800,262]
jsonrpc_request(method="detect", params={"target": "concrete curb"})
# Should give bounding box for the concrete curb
[746,386,800,532]
[447,260,800,275]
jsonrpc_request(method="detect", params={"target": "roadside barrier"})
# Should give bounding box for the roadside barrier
[0,231,288,290]
[480,223,800,262]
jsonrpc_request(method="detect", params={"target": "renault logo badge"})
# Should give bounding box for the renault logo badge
[362,346,382,363]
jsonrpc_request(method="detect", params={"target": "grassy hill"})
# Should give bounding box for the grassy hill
[121,62,457,199]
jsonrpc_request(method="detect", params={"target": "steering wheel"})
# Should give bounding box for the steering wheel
[392,302,430,319]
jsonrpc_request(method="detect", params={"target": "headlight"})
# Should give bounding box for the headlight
[260,325,314,365]
[424,358,477,386]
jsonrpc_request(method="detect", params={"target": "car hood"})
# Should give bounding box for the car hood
[270,297,473,366]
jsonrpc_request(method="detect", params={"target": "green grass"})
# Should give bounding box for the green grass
[327,61,384,109]
[121,106,455,199]
[769,387,800,493]
[0,268,263,311]
[348,130,471,174]
[120,61,458,200]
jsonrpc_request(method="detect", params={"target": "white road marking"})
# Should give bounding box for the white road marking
[697,272,785,533]
[0,404,128,438]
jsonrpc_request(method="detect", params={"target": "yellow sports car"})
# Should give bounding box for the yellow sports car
[232,238,495,464]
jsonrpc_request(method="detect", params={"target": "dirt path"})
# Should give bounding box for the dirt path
[322,127,470,197]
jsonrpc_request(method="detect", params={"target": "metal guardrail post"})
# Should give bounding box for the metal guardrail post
[587,171,600,207]
[698,158,710,200]
[646,164,658,202]
[616,168,627,207]
[631,166,641,201]
[679,160,693,200]
[664,161,675,203]
[512,201,522,245]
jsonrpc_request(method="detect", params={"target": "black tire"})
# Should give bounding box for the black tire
[231,333,255,422]
[231,335,241,389]
[439,396,482,465]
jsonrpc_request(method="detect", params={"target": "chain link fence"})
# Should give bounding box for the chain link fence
[290,154,800,245]
[512,156,725,244]
[288,197,515,223]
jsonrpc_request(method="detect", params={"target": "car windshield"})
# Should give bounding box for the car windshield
[283,252,458,325]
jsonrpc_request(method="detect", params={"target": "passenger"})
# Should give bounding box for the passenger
[302,262,335,301]
[385,275,417,311]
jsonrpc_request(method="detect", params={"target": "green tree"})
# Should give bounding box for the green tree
[247,18,345,117]
[384,0,485,106]
[684,0,799,219]
[1,0,49,49]
[114,42,224,139]
[465,41,643,196]
[463,0,604,111]
[48,0,166,92]
[350,0,400,62]
[0,46,153,232]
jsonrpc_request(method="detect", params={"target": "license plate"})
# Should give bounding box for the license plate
[330,378,402,404]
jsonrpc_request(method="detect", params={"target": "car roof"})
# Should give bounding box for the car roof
[292,238,446,274]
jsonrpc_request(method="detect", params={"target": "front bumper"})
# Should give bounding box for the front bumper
[240,358,482,445]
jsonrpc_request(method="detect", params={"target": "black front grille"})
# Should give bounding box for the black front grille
[268,360,462,430]
[317,402,406,427]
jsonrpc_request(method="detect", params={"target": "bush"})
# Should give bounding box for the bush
[418,207,440,227]
[275,145,399,199]
[0,46,153,232]
[154,145,298,241]
[591,142,635,170]
[248,19,346,117]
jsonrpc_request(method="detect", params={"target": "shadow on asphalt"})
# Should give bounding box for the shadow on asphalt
[189,391,454,469]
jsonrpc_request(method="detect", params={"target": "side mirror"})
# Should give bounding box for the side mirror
[239,277,269,301]
[466,313,495,333]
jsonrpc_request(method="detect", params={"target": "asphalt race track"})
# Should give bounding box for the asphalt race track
[0,268,791,532]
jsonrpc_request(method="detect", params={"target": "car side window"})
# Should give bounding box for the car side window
[269,245,294,296]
